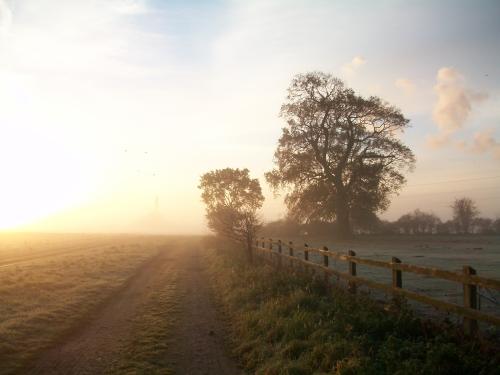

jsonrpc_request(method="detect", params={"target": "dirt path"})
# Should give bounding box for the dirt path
[26,243,241,375]
[165,247,242,375]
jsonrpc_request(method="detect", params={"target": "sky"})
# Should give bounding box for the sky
[0,0,499,233]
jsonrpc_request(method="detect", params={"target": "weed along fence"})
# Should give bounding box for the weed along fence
[253,237,500,334]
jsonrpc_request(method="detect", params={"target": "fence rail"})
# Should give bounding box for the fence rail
[253,237,500,334]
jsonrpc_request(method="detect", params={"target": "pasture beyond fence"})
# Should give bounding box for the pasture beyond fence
[253,238,500,335]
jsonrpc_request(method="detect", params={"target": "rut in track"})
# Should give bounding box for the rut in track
[26,244,241,375]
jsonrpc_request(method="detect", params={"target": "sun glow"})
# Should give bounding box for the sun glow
[0,123,97,229]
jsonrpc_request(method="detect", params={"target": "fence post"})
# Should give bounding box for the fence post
[269,238,273,264]
[463,266,478,335]
[289,241,294,268]
[323,246,329,286]
[392,257,402,304]
[322,246,329,267]
[260,237,266,264]
[348,250,357,294]
[303,243,309,274]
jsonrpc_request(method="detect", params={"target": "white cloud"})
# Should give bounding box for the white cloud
[342,56,366,75]
[111,0,149,15]
[0,0,165,80]
[426,67,499,157]
[0,0,12,36]
[395,78,415,95]
[430,67,487,145]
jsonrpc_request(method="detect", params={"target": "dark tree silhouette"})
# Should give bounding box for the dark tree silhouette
[395,209,441,234]
[473,217,493,234]
[452,197,479,234]
[199,168,264,262]
[266,72,415,239]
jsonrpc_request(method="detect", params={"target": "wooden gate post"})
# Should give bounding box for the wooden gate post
[348,250,357,294]
[392,257,402,304]
[463,266,478,335]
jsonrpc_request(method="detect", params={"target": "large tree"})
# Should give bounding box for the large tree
[199,168,264,262]
[451,197,479,234]
[266,72,415,239]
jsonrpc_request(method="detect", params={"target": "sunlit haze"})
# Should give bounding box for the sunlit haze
[1,0,499,233]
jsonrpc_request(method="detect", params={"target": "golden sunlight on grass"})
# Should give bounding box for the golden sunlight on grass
[0,233,167,373]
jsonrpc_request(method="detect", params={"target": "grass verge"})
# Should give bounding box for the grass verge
[206,248,500,375]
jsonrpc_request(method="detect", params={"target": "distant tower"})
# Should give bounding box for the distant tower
[154,195,159,212]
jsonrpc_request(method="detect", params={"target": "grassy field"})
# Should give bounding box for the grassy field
[206,246,500,374]
[2,232,498,374]
[0,233,172,374]
[264,235,500,319]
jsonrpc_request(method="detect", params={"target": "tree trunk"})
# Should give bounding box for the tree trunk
[335,191,352,239]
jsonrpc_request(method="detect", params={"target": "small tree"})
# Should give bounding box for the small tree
[199,168,264,262]
[266,72,415,239]
[451,197,479,234]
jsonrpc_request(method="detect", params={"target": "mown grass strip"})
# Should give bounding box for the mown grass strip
[105,269,180,375]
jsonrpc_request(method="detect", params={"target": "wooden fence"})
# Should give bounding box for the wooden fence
[253,237,500,334]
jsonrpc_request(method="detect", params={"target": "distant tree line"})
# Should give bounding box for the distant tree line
[261,197,500,237]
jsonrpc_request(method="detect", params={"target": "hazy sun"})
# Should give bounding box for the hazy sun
[0,124,97,230]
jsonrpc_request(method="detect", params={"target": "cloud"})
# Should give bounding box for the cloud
[342,56,366,75]
[427,132,451,149]
[0,0,166,81]
[0,0,12,36]
[451,130,500,159]
[470,130,500,159]
[395,78,415,95]
[427,67,488,148]
[111,0,149,15]
[431,67,487,139]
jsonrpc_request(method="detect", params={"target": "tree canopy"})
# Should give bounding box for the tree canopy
[199,168,264,261]
[266,72,415,238]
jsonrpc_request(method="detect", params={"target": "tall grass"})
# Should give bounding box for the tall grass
[206,248,500,375]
